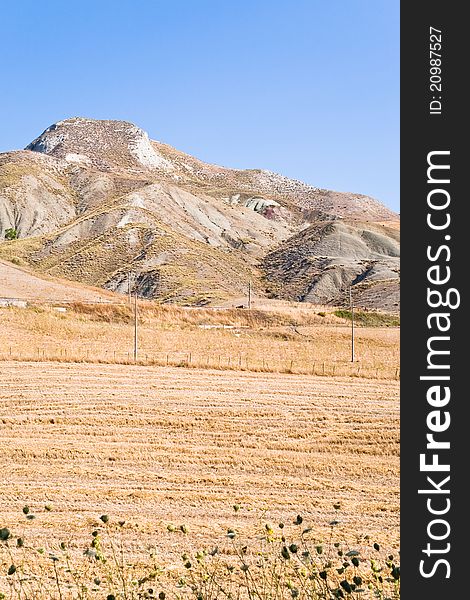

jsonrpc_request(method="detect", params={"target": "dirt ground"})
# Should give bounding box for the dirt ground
[0,259,115,303]
[0,361,399,565]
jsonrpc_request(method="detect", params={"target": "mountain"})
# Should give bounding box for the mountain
[0,117,399,309]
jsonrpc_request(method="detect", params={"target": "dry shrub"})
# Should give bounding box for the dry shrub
[70,302,133,323]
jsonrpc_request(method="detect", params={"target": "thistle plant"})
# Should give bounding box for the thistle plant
[174,511,400,600]
[0,506,399,599]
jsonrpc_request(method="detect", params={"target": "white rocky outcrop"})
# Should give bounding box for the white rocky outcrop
[128,127,172,170]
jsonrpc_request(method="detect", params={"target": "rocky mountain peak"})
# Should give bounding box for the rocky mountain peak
[25,117,173,173]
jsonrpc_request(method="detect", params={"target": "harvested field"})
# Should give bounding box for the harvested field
[0,361,399,568]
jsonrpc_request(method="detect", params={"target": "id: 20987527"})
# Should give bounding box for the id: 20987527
[429,26,443,115]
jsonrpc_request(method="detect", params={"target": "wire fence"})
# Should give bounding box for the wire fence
[0,346,400,380]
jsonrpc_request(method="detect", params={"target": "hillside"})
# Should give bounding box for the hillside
[262,220,400,311]
[0,117,399,308]
[0,259,117,304]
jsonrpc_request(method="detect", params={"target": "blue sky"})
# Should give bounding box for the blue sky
[1,0,399,211]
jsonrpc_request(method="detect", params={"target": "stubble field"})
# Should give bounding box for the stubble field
[0,361,399,563]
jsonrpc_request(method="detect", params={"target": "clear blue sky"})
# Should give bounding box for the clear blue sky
[1,0,399,211]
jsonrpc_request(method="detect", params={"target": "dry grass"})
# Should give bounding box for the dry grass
[0,362,399,569]
[0,303,399,379]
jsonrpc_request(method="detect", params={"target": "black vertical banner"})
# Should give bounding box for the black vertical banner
[401,2,466,598]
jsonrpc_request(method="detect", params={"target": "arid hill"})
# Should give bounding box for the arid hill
[0,117,399,308]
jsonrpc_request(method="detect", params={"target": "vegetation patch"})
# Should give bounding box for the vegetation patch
[70,301,133,323]
[0,508,400,599]
[4,228,18,241]
[334,309,400,327]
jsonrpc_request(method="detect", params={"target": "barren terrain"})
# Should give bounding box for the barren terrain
[0,361,399,565]
[0,118,399,308]
[0,259,114,303]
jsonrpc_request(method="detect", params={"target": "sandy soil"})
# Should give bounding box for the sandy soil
[0,362,399,564]
[0,259,116,303]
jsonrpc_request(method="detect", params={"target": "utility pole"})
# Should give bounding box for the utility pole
[248,279,252,309]
[349,286,355,362]
[128,271,132,306]
[133,288,138,362]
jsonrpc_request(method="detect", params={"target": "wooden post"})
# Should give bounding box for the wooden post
[349,286,355,362]
[134,290,138,362]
